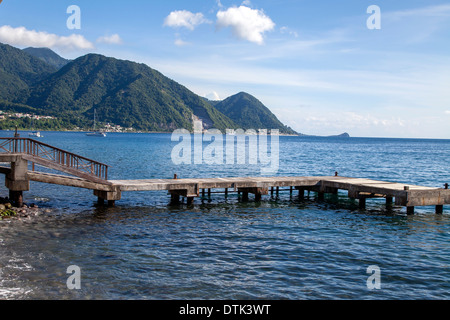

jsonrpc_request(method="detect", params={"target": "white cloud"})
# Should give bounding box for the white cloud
[0,25,94,51]
[280,26,298,38]
[445,110,450,115]
[96,34,123,45]
[216,0,224,8]
[387,4,450,19]
[164,10,210,31]
[174,38,190,47]
[216,6,275,45]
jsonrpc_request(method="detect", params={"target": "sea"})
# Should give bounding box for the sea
[0,131,449,300]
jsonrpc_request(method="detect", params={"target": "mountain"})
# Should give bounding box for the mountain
[0,42,297,134]
[23,47,70,69]
[0,43,57,102]
[24,53,238,132]
[214,92,297,135]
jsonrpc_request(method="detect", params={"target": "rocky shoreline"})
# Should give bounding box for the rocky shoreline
[0,197,50,221]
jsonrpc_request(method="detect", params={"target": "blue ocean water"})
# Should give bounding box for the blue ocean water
[0,131,449,300]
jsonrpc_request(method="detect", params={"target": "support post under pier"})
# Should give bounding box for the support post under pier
[94,189,122,207]
[5,158,29,207]
[9,190,24,208]
[359,198,366,210]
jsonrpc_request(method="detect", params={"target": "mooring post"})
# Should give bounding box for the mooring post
[187,197,194,205]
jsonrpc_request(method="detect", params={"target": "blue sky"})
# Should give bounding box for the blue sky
[1,0,450,138]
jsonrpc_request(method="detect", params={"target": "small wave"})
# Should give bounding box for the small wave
[33,197,51,202]
[0,286,32,299]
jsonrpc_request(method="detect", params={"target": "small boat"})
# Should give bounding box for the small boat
[29,117,43,138]
[29,131,43,138]
[86,131,107,137]
[86,109,107,137]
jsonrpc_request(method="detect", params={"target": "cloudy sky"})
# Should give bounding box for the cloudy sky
[0,0,449,138]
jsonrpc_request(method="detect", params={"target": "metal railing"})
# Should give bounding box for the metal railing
[0,138,109,181]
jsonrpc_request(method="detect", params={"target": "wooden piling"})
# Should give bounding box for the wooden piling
[318,192,325,201]
[359,198,366,210]
[170,194,180,204]
[97,197,105,206]
[9,190,23,208]
[386,196,393,205]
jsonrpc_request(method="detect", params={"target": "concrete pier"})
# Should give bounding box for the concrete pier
[1,138,449,214]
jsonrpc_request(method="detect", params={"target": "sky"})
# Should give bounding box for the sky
[0,0,449,138]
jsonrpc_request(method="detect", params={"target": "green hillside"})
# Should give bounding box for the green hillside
[0,42,297,134]
[23,47,70,69]
[214,92,297,135]
[0,43,57,102]
[25,53,239,131]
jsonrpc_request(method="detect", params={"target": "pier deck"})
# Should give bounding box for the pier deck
[23,171,450,214]
[1,137,449,214]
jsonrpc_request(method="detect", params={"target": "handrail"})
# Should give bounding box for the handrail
[0,138,109,181]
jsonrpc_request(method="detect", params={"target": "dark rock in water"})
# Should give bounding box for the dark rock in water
[302,132,351,138]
